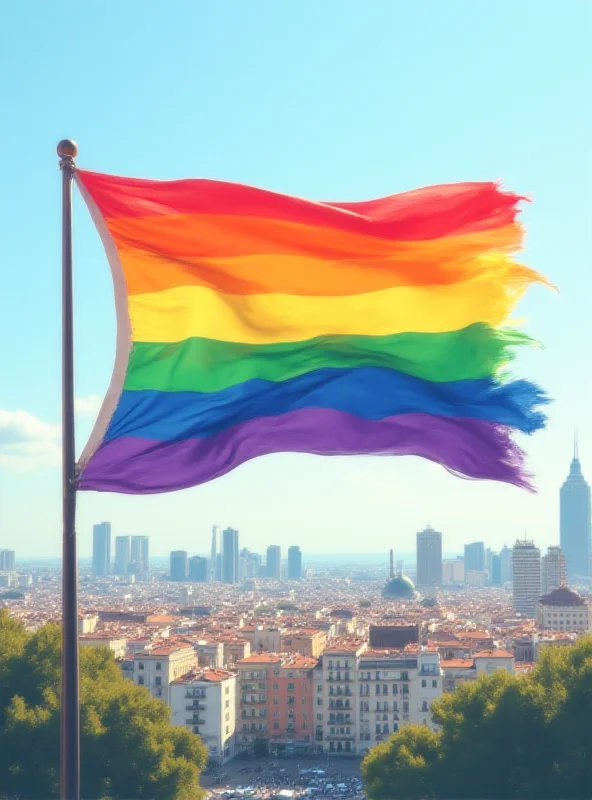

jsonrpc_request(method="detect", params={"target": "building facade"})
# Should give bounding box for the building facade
[170,668,237,765]
[464,542,485,574]
[236,653,317,755]
[288,546,303,580]
[130,535,150,579]
[92,522,111,577]
[500,545,513,584]
[222,528,239,584]
[536,587,591,631]
[266,546,282,579]
[133,643,197,703]
[512,540,541,617]
[0,550,15,571]
[560,444,591,577]
[170,550,188,581]
[416,526,442,588]
[542,546,567,595]
[114,535,131,575]
[188,556,208,582]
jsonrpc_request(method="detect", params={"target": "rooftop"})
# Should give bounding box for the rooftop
[539,587,586,607]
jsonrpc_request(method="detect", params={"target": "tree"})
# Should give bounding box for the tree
[359,600,372,608]
[253,737,269,758]
[0,612,208,799]
[362,635,592,800]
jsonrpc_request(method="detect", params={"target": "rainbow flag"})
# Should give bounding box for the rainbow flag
[75,171,548,494]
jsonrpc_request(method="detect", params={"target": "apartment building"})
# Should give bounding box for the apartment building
[281,628,327,658]
[536,586,591,632]
[79,633,127,659]
[236,653,317,755]
[170,668,237,765]
[133,642,197,703]
[442,649,514,691]
[314,642,443,756]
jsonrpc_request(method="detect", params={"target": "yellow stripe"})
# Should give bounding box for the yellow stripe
[128,279,526,345]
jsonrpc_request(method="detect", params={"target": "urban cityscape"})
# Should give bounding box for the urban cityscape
[2,444,590,794]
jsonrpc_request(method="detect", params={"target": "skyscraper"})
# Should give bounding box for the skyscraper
[560,438,591,577]
[288,546,303,579]
[92,522,111,577]
[266,545,282,579]
[416,526,442,587]
[222,528,239,584]
[491,553,502,586]
[542,546,567,595]
[512,539,541,617]
[188,555,208,582]
[500,546,513,584]
[131,535,149,570]
[210,525,219,578]
[114,536,131,575]
[170,550,188,581]
[0,550,15,571]
[464,542,485,574]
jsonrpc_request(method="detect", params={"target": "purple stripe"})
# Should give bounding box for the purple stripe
[77,410,531,495]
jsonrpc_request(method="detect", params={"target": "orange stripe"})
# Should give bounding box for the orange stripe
[103,214,531,296]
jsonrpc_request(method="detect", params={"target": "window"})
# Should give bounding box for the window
[302,698,307,705]
[156,662,162,670]
[138,662,144,670]
[274,697,279,705]
[375,724,381,734]
[317,684,323,693]
[317,698,322,706]
[422,701,429,712]
[421,679,427,688]
[138,676,144,685]
[274,722,279,730]
[303,722,308,729]
[432,679,438,688]
[273,683,279,690]
[317,713,323,720]
[287,683,295,692]
[155,677,162,686]
[274,710,279,717]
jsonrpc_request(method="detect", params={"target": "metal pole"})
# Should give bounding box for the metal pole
[58,139,80,800]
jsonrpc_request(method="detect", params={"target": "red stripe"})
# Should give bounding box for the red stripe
[77,170,523,242]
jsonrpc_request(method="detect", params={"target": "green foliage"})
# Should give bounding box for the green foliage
[0,611,208,799]
[276,601,298,611]
[0,590,25,600]
[362,635,592,800]
[359,600,372,608]
[420,597,437,608]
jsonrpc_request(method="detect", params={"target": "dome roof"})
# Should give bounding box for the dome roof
[539,586,585,607]
[382,575,416,599]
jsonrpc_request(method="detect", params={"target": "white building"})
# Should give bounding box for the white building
[512,540,541,617]
[170,668,237,765]
[536,586,591,632]
[542,546,567,595]
[316,643,443,756]
[133,643,197,703]
[80,634,127,659]
[442,558,464,585]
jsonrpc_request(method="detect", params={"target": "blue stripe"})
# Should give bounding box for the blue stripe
[104,367,547,443]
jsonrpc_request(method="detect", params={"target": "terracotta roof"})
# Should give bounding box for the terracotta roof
[473,649,514,659]
[237,653,281,664]
[441,659,475,669]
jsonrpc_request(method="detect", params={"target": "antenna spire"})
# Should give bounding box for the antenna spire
[574,428,579,460]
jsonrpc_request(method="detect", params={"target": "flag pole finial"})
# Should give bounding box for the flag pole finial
[57,139,78,165]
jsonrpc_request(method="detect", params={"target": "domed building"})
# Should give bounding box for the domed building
[382,574,416,599]
[382,549,418,599]
[536,585,591,632]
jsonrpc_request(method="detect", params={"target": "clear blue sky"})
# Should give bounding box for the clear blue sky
[0,0,590,558]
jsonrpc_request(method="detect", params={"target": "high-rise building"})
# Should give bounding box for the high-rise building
[542,546,567,595]
[288,546,303,580]
[512,540,541,617]
[464,542,485,574]
[0,550,15,571]
[491,553,502,586]
[416,526,442,587]
[442,557,464,584]
[170,550,188,581]
[266,545,282,579]
[240,548,262,579]
[560,438,591,577]
[222,528,239,584]
[500,546,513,584]
[92,522,111,577]
[131,536,149,570]
[188,555,208,582]
[210,525,219,578]
[114,536,131,575]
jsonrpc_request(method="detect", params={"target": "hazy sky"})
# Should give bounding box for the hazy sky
[0,1,590,558]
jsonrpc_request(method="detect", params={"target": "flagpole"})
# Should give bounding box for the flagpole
[58,139,80,800]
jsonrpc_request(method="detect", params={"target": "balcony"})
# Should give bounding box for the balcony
[185,703,206,711]
[326,735,355,741]
[185,690,206,699]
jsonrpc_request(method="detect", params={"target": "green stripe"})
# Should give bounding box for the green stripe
[124,324,537,394]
